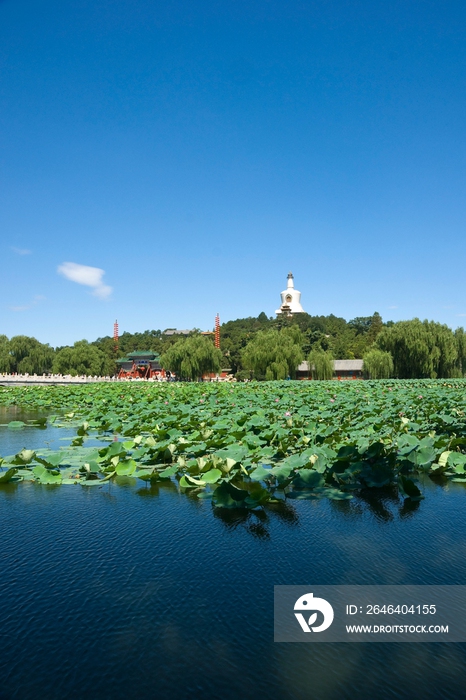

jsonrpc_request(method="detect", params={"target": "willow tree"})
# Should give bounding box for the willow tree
[362,348,393,379]
[376,319,458,378]
[241,327,304,380]
[308,347,334,380]
[8,335,55,374]
[0,335,12,373]
[161,335,223,380]
[53,340,115,376]
[455,327,466,376]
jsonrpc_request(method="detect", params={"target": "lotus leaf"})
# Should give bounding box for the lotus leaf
[270,464,295,484]
[201,469,222,484]
[398,475,424,501]
[132,469,157,481]
[8,421,25,429]
[212,482,249,508]
[180,475,204,488]
[293,470,325,488]
[32,466,62,484]
[447,453,466,469]
[3,378,466,509]
[11,449,36,465]
[0,467,19,483]
[360,463,393,488]
[36,452,65,468]
[158,465,179,479]
[249,465,272,481]
[15,469,35,481]
[107,442,127,457]
[115,460,137,476]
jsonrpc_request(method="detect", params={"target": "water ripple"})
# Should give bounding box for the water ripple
[1,477,466,699]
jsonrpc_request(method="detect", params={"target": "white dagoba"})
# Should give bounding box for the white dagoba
[275,272,305,316]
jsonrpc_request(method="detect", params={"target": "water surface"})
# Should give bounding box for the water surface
[1,470,466,700]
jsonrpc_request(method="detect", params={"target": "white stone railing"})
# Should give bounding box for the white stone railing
[0,374,119,385]
[0,374,234,384]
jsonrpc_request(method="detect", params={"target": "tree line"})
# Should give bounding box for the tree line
[0,336,114,377]
[1,313,466,379]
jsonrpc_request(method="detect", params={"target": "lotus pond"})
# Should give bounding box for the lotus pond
[2,381,466,699]
[2,380,466,500]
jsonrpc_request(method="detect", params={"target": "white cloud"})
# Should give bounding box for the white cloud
[9,295,46,312]
[388,305,398,309]
[92,284,112,300]
[11,246,32,255]
[57,262,112,300]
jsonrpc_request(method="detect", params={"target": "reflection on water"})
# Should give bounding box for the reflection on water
[0,406,109,456]
[350,484,422,521]
[134,481,178,499]
[0,405,72,456]
[213,499,300,539]
[0,405,49,423]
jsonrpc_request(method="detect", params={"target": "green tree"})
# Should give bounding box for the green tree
[53,340,115,376]
[363,348,394,379]
[0,335,12,372]
[376,319,458,378]
[345,312,384,356]
[348,316,373,335]
[455,328,466,376]
[241,327,304,380]
[428,321,459,378]
[308,347,334,380]
[8,335,54,374]
[161,336,223,380]
[220,314,272,374]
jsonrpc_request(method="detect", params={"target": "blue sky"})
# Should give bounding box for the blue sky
[1,0,466,346]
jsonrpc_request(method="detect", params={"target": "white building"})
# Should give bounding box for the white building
[297,359,364,379]
[275,272,305,316]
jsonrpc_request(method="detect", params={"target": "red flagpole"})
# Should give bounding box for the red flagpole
[113,320,119,354]
[215,314,220,349]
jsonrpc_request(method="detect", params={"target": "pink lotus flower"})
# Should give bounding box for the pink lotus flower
[330,399,335,403]
[285,411,291,416]
[275,398,279,402]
